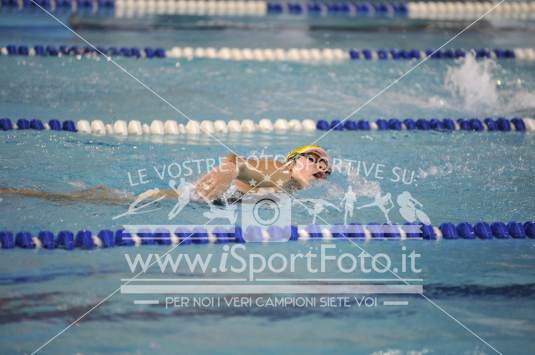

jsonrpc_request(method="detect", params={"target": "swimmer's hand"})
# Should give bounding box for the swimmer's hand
[195,155,239,202]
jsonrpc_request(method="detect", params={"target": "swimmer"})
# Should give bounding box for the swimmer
[0,144,331,205]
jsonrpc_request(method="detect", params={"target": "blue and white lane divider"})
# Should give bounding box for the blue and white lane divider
[2,1,535,20]
[3,45,535,62]
[1,117,534,136]
[1,221,535,250]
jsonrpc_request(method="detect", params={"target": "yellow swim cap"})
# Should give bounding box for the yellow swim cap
[287,144,328,162]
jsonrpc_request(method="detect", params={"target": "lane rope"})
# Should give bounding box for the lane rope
[1,117,534,136]
[1,221,534,249]
[2,45,535,62]
[2,1,535,20]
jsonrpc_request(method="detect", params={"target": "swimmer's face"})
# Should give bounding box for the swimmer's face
[292,153,331,184]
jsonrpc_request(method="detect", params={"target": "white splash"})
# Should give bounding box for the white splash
[444,55,535,114]
[417,165,440,179]
[445,55,499,112]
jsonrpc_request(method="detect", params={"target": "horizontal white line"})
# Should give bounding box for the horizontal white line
[124,224,423,233]
[122,238,426,241]
[123,238,236,240]
[121,278,248,282]
[254,278,423,282]
[124,224,233,230]
[133,299,160,305]
[121,284,422,294]
[383,300,409,306]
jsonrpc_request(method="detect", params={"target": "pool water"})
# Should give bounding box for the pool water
[2,241,535,354]
[1,6,535,355]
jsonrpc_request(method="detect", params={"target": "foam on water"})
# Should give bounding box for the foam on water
[445,55,500,112]
[444,55,535,115]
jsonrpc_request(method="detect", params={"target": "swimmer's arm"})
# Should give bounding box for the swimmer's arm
[149,189,180,200]
[0,186,134,205]
[0,186,180,204]
[194,154,240,202]
[237,158,290,188]
[194,155,290,202]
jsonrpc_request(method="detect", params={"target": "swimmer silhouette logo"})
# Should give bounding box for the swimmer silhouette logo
[167,178,194,220]
[202,203,238,224]
[114,181,430,228]
[297,198,340,224]
[340,186,357,224]
[291,185,430,226]
[397,191,431,225]
[352,189,431,225]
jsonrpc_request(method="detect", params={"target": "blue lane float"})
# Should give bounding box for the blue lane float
[1,221,534,250]
[2,44,535,62]
[316,117,534,132]
[1,117,534,136]
[2,44,165,59]
[1,118,78,132]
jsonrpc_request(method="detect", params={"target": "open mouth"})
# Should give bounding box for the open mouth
[313,172,324,179]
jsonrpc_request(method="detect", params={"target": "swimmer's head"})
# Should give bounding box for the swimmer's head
[287,144,331,183]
